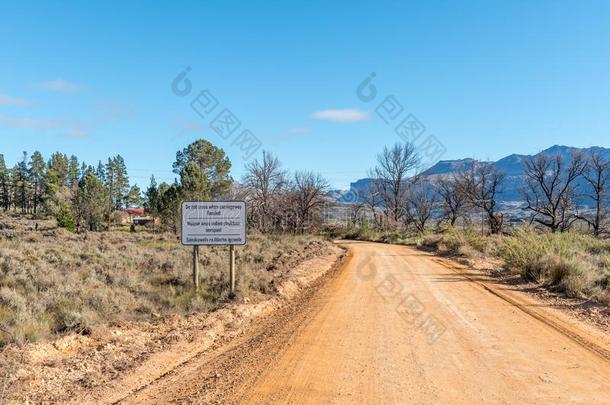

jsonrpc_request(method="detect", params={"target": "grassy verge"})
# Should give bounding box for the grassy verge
[0,215,331,347]
[328,225,610,304]
[495,229,610,302]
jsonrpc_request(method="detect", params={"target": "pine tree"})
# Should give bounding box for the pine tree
[104,155,131,229]
[45,152,69,199]
[156,181,181,234]
[11,164,22,211]
[67,155,80,187]
[29,151,46,214]
[144,175,158,213]
[0,154,10,211]
[73,166,107,231]
[113,155,129,209]
[15,152,30,213]
[126,185,142,208]
[180,161,211,200]
[96,160,106,183]
[105,157,116,230]
[144,175,159,231]
[173,139,232,198]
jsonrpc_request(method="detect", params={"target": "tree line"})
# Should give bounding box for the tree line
[0,151,143,231]
[0,139,333,234]
[144,143,330,234]
[350,143,610,237]
[3,139,608,237]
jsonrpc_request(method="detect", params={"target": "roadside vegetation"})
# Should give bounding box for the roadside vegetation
[0,213,330,347]
[496,229,610,301]
[329,224,610,304]
[1,136,609,346]
[427,227,610,303]
[325,142,610,305]
[0,139,337,351]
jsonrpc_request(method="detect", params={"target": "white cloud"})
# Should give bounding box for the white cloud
[34,79,82,93]
[288,127,308,134]
[175,118,207,133]
[61,128,89,139]
[0,115,64,129]
[311,108,369,122]
[0,115,88,139]
[0,99,131,140]
[94,101,133,121]
[0,94,30,106]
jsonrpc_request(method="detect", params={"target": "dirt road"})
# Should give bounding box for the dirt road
[124,241,610,404]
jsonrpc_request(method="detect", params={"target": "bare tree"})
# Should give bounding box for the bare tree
[345,192,366,227]
[290,171,329,233]
[455,163,505,234]
[404,178,436,233]
[222,181,250,201]
[578,151,610,236]
[371,143,420,228]
[436,175,467,227]
[362,178,384,229]
[243,151,286,232]
[522,152,586,233]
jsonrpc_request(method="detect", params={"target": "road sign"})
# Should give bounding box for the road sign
[181,201,246,246]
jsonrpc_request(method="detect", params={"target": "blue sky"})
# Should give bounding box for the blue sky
[1,0,609,189]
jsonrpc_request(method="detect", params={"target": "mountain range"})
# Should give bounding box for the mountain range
[336,145,610,207]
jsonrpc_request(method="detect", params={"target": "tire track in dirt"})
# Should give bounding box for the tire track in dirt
[116,251,352,404]
[430,256,610,362]
[120,241,610,404]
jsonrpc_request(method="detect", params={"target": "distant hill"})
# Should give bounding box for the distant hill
[338,145,610,207]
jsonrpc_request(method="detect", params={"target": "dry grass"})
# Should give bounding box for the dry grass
[425,226,610,302]
[0,213,331,347]
[436,227,492,256]
[496,228,610,301]
[329,221,610,304]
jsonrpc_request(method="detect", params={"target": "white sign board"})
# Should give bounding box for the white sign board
[181,201,246,245]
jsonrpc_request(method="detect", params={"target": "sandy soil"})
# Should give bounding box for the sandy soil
[0,242,344,403]
[123,241,610,404]
[444,250,610,335]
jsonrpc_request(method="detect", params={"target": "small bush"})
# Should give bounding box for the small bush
[15,314,53,344]
[420,234,442,249]
[561,272,586,297]
[496,228,605,298]
[0,287,27,313]
[0,215,332,347]
[56,205,76,232]
[441,227,490,256]
[546,255,573,285]
[50,299,94,334]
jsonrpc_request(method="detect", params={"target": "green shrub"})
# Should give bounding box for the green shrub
[594,268,610,289]
[420,234,442,249]
[50,298,93,334]
[441,227,490,256]
[546,255,572,285]
[467,232,491,254]
[496,228,602,297]
[56,205,76,232]
[441,229,464,254]
[497,228,551,280]
[561,271,586,297]
[14,314,53,344]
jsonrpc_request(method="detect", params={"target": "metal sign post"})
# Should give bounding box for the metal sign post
[181,201,246,296]
[229,244,236,297]
[193,245,200,291]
